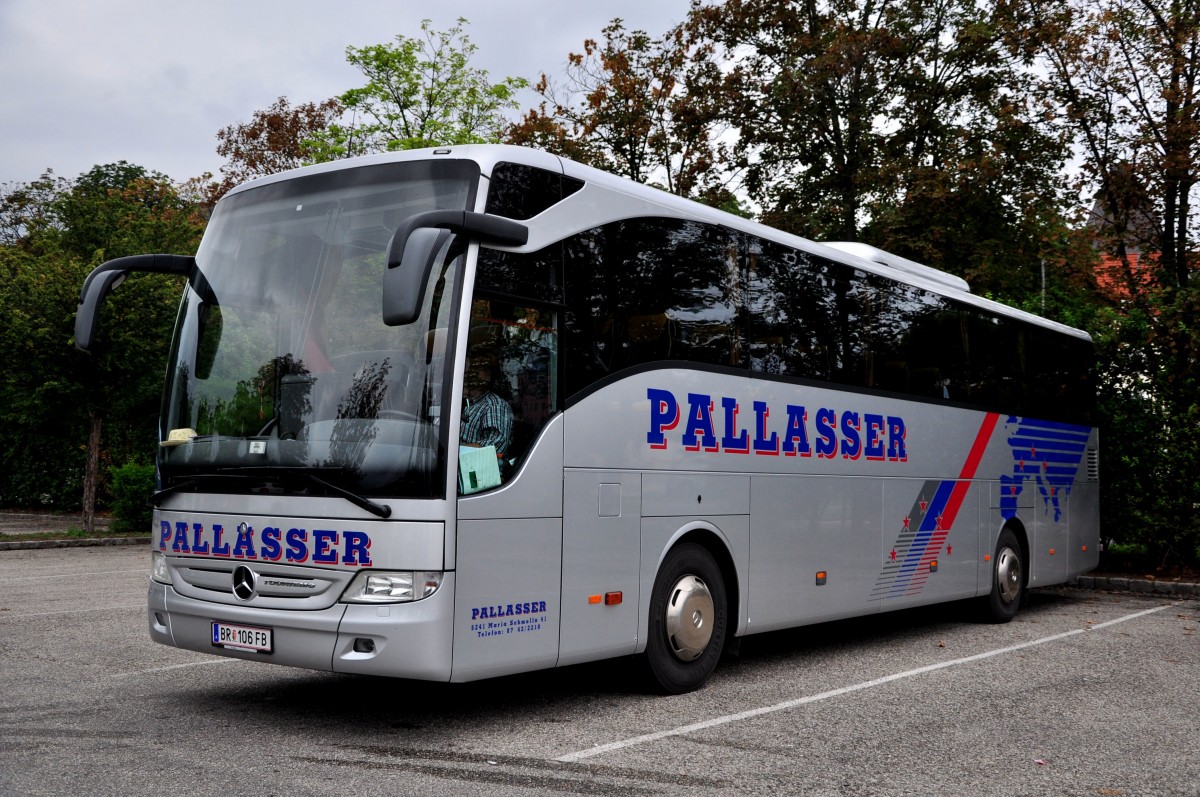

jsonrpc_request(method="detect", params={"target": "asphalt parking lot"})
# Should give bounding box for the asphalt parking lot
[0,544,1196,797]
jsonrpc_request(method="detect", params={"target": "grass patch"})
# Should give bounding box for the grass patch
[1,529,151,543]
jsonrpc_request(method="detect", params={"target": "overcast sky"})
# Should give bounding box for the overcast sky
[0,0,695,188]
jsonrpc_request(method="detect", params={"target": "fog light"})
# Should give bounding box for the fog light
[353,638,375,654]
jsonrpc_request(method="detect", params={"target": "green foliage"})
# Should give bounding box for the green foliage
[0,164,203,513]
[505,19,733,200]
[1091,295,1200,566]
[108,460,156,533]
[211,96,344,200]
[319,18,528,156]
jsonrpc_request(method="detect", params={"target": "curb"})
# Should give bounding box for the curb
[0,536,149,551]
[1066,575,1199,598]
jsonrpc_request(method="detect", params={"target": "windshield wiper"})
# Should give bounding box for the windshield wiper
[305,474,391,518]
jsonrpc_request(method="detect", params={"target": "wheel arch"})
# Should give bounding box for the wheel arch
[641,520,743,651]
[673,525,741,641]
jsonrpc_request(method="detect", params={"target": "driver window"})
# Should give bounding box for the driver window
[459,297,558,492]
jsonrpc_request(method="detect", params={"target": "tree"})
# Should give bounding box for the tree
[0,172,61,249]
[999,0,1199,291]
[319,18,528,156]
[0,165,205,531]
[999,0,1200,565]
[689,0,1079,300]
[211,96,343,200]
[505,19,736,204]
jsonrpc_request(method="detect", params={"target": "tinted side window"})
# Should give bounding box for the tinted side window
[562,223,1093,424]
[476,244,563,305]
[1026,326,1095,424]
[485,162,584,220]
[564,218,741,398]
[746,238,869,384]
[870,277,967,401]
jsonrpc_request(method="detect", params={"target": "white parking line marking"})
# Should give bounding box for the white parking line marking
[554,603,1174,763]
[0,604,145,620]
[114,659,238,677]
[0,569,144,584]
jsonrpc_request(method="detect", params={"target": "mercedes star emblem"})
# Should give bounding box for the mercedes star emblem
[232,565,257,601]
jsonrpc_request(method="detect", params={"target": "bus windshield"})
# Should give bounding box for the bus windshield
[158,160,478,499]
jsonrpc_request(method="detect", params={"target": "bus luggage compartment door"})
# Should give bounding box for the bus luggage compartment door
[559,471,642,667]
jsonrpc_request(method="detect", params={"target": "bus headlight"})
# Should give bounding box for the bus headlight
[150,550,173,585]
[340,571,443,603]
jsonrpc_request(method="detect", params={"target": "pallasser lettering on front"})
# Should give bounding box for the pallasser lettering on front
[159,520,372,567]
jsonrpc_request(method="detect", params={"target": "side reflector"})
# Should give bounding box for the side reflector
[587,595,602,605]
[604,591,623,606]
[984,554,991,562]
[815,571,827,586]
[930,560,938,573]
[1049,548,1056,556]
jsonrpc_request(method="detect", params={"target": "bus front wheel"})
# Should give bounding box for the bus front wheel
[980,527,1025,623]
[645,543,727,694]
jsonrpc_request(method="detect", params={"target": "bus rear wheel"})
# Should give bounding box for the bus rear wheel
[645,543,727,694]
[980,527,1024,623]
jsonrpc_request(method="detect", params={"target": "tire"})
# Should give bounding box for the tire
[980,527,1025,623]
[645,542,727,694]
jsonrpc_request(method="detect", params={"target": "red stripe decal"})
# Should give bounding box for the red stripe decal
[940,412,1000,531]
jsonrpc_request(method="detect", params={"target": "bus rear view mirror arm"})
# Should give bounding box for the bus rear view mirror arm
[382,210,528,326]
[75,254,195,351]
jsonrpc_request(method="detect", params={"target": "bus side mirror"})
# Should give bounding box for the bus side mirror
[382,210,528,326]
[383,228,454,326]
[75,254,195,351]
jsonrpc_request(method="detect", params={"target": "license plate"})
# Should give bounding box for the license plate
[211,621,273,653]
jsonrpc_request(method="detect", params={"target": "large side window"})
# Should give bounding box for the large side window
[870,277,967,402]
[1027,327,1095,423]
[564,218,741,398]
[746,238,863,384]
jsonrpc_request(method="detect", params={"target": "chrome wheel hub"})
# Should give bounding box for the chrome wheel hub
[664,574,714,662]
[996,546,1022,604]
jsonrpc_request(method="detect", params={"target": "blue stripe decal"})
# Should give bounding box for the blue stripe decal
[1002,416,1091,522]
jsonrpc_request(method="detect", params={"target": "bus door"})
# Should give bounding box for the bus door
[451,297,566,681]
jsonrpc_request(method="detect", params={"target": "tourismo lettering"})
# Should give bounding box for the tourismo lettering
[646,387,907,461]
[160,520,372,566]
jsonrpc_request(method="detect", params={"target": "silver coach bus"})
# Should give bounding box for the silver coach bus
[76,145,1099,693]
